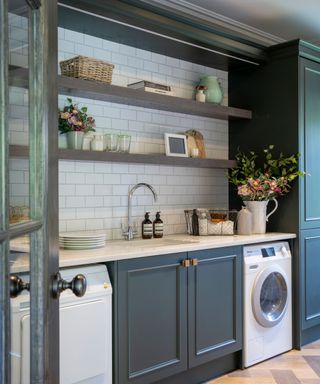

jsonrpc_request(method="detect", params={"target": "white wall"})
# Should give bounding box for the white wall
[9,14,229,239]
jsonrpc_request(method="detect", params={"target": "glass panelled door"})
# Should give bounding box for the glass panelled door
[1,0,60,382]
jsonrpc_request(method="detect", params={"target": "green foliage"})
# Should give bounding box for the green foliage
[229,145,302,186]
[228,145,303,201]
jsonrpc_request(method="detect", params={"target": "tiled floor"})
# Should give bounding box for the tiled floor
[209,341,320,383]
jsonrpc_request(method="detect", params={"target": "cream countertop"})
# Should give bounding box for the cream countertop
[10,232,296,273]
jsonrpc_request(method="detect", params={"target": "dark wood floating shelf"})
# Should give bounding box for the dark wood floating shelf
[58,76,252,120]
[9,67,252,120]
[9,145,236,169]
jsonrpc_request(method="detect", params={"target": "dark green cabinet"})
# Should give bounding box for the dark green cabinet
[229,39,320,346]
[300,59,320,229]
[116,253,188,384]
[110,246,242,384]
[300,229,320,330]
[188,247,242,367]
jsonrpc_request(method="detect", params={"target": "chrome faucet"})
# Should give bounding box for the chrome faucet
[124,183,158,241]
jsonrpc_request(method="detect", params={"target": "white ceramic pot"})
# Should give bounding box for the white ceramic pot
[66,131,84,150]
[245,198,278,234]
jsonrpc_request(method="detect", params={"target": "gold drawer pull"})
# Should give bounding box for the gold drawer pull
[182,259,191,268]
[191,258,198,266]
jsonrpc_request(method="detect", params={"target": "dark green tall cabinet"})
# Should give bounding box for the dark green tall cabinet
[229,39,320,346]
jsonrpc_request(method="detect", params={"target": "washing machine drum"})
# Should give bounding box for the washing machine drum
[252,265,289,328]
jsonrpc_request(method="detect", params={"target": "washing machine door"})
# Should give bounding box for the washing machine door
[252,265,289,328]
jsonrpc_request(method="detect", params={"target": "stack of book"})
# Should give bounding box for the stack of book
[127,80,173,96]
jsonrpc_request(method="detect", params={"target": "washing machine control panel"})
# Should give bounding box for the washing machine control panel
[243,241,292,261]
[261,247,276,257]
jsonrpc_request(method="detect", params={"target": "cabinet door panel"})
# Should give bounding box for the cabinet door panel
[301,229,320,330]
[188,247,242,368]
[117,253,188,384]
[300,59,320,228]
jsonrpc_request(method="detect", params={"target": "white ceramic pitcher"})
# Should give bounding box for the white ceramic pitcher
[245,198,278,234]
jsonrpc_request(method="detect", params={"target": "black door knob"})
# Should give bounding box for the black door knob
[52,272,87,299]
[10,275,30,298]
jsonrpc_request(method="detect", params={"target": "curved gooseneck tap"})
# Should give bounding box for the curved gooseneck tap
[126,183,158,240]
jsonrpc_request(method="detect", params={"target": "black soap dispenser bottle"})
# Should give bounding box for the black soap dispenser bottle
[142,212,153,239]
[153,211,164,238]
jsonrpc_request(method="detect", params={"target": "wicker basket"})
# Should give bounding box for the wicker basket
[60,55,114,84]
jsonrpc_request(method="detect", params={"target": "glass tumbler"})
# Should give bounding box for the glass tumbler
[118,134,131,153]
[105,134,118,152]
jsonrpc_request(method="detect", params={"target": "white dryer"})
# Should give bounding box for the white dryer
[243,241,292,367]
[10,264,112,384]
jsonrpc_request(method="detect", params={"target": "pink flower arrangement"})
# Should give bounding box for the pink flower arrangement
[237,174,290,201]
[228,145,303,201]
[58,98,95,134]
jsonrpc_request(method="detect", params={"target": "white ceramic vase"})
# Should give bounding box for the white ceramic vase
[245,198,278,234]
[66,131,84,150]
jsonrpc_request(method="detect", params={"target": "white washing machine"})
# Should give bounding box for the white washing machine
[10,264,112,384]
[243,241,292,367]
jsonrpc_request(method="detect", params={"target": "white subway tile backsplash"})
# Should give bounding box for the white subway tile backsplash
[74,43,94,57]
[94,207,113,219]
[94,185,113,196]
[111,52,128,66]
[9,18,229,239]
[85,219,104,230]
[111,164,129,174]
[66,220,86,232]
[76,185,95,196]
[59,161,75,172]
[60,184,76,196]
[64,29,84,44]
[104,196,121,207]
[64,172,86,184]
[136,48,152,60]
[76,208,96,219]
[75,162,95,173]
[85,196,104,208]
[60,208,77,220]
[65,196,85,208]
[94,163,112,174]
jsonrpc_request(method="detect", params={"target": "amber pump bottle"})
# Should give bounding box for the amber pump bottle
[142,212,153,239]
[153,211,164,238]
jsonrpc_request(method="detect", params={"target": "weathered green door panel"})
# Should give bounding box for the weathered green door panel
[117,253,188,384]
[300,59,320,229]
[188,246,242,368]
[301,229,320,330]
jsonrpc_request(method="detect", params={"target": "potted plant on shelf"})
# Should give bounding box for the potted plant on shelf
[228,145,303,234]
[58,98,96,150]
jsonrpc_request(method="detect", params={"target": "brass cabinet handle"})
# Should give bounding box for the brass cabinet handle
[182,259,191,268]
[181,259,198,267]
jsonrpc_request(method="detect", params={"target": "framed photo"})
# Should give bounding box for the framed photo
[164,133,188,157]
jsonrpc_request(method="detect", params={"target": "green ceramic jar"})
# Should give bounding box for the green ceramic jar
[198,75,223,104]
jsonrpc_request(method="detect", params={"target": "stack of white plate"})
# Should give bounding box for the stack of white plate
[59,232,107,250]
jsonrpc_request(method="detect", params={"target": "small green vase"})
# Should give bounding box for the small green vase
[198,75,223,104]
[66,131,84,150]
